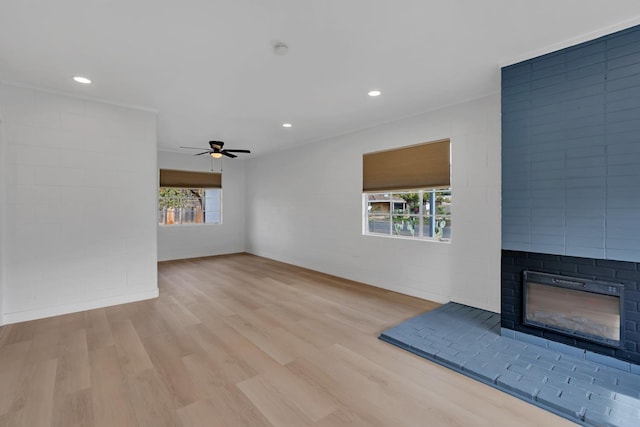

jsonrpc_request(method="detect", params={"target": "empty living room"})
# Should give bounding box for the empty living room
[1,2,640,426]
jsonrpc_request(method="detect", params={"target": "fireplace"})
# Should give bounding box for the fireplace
[523,271,624,349]
[501,251,640,365]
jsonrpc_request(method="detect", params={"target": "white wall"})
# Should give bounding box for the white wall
[0,84,158,324]
[0,94,5,325]
[246,94,501,312]
[157,151,246,261]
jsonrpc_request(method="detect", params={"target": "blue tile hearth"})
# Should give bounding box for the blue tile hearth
[379,302,640,427]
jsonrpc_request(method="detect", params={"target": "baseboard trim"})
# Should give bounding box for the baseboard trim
[245,250,452,305]
[380,284,450,305]
[2,288,159,325]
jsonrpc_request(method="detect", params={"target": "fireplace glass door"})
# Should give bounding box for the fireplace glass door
[523,271,623,348]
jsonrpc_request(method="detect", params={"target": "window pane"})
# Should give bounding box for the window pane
[367,193,391,216]
[421,215,451,240]
[436,216,452,240]
[391,193,407,215]
[435,190,452,216]
[421,215,433,239]
[368,215,390,234]
[392,215,419,237]
[392,192,420,215]
[204,188,221,223]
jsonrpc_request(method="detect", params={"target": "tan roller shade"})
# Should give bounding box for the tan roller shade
[363,139,450,192]
[159,169,222,188]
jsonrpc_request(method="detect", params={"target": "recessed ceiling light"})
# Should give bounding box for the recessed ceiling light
[273,42,289,56]
[73,76,92,84]
[368,90,381,97]
[282,123,292,128]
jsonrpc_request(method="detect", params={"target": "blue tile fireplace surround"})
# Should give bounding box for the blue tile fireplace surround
[501,23,640,367]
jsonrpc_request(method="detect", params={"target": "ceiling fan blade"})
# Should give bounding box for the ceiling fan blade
[222,151,237,158]
[195,150,212,156]
[180,146,206,150]
[223,149,251,153]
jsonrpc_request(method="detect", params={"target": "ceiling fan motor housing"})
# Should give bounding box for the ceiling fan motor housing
[209,140,224,150]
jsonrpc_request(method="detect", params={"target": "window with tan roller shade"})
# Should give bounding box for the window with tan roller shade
[362,139,450,192]
[159,169,222,188]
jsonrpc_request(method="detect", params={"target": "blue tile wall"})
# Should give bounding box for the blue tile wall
[502,25,640,262]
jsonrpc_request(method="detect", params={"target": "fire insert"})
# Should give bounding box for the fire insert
[523,271,624,349]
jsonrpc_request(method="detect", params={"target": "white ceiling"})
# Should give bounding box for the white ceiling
[2,1,640,157]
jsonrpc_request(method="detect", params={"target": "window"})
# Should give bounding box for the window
[158,169,222,225]
[364,188,451,240]
[362,139,451,241]
[158,188,221,225]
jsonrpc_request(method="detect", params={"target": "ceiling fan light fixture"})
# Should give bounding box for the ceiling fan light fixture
[210,152,223,159]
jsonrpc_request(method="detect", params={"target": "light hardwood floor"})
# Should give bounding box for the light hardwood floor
[0,253,576,426]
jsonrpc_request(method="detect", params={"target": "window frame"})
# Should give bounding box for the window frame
[363,188,451,242]
[158,187,223,226]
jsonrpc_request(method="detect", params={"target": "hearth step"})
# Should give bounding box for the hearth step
[380,302,640,427]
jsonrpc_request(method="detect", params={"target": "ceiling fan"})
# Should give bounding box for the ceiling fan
[180,140,251,158]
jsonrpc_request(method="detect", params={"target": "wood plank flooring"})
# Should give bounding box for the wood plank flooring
[0,253,577,426]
